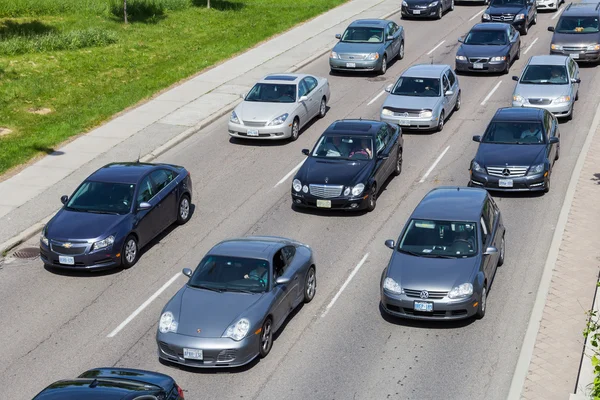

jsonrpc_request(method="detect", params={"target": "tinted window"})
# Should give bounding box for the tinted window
[483,199,493,234]
[520,65,568,84]
[556,16,600,33]
[298,81,308,98]
[398,219,478,257]
[150,169,174,193]
[137,176,155,203]
[376,125,389,152]
[281,246,296,264]
[189,256,270,293]
[246,83,296,103]
[490,0,526,6]
[66,181,135,215]
[312,134,373,160]
[392,77,440,97]
[304,77,318,93]
[481,121,545,144]
[464,30,508,45]
[442,75,450,91]
[447,70,456,86]
[341,27,384,43]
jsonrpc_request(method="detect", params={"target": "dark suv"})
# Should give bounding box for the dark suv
[549,2,600,63]
[482,0,537,35]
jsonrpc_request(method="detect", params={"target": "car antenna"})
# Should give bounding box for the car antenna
[136,149,141,163]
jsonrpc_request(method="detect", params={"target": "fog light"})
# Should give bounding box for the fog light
[302,185,308,193]
[295,199,301,204]
[350,204,358,208]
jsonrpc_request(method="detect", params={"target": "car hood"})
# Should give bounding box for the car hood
[551,32,600,46]
[46,209,127,241]
[332,41,383,54]
[297,157,372,186]
[235,101,294,123]
[176,286,263,338]
[458,44,510,57]
[387,252,478,291]
[475,143,546,166]
[382,94,440,110]
[486,5,526,14]
[514,83,571,99]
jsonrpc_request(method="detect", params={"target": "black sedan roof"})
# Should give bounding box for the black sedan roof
[492,107,545,122]
[324,119,388,136]
[412,187,488,222]
[87,162,183,184]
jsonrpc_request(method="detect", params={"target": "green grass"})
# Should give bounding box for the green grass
[0,0,347,175]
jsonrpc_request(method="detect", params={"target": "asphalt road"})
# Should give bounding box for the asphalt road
[2,4,599,400]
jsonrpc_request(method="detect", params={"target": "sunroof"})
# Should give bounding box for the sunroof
[333,122,372,132]
[264,75,298,81]
[356,20,381,25]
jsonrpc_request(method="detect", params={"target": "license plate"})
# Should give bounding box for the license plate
[414,301,433,312]
[473,62,484,69]
[397,119,410,126]
[346,62,356,68]
[59,255,74,265]
[247,129,259,137]
[316,199,331,208]
[499,179,514,188]
[413,9,421,14]
[570,53,579,59]
[183,348,203,360]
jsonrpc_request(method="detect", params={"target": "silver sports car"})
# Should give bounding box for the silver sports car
[156,236,317,368]
[228,73,330,141]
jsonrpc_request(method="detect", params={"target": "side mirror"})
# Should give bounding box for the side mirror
[445,90,454,96]
[548,26,555,32]
[276,276,291,285]
[138,202,152,211]
[387,35,394,41]
[182,268,192,278]
[385,239,396,249]
[472,135,482,142]
[335,33,341,39]
[240,92,246,99]
[385,83,393,93]
[549,136,559,144]
[458,37,463,43]
[484,246,498,256]
[572,78,581,84]
[512,76,519,81]
[302,148,310,156]
[60,195,69,205]
[299,95,308,102]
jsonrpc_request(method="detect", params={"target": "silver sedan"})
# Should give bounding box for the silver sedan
[228,73,330,141]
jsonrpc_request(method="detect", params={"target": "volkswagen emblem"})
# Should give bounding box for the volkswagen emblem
[325,177,329,183]
[63,242,72,249]
[197,328,202,334]
[502,168,511,177]
[349,56,355,59]
[420,290,429,299]
[401,112,409,118]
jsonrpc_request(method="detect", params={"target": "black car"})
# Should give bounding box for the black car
[455,23,521,74]
[482,0,537,35]
[40,162,193,271]
[469,107,560,192]
[291,119,403,212]
[401,0,454,20]
[32,367,185,399]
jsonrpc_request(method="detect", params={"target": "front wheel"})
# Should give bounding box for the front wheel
[544,176,551,193]
[532,12,537,25]
[504,56,511,74]
[177,195,191,225]
[498,236,505,266]
[258,318,273,358]
[515,46,521,60]
[520,23,528,35]
[122,235,138,269]
[393,148,403,176]
[436,5,443,19]
[366,185,377,212]
[379,55,387,75]
[318,97,327,118]
[454,91,461,111]
[450,0,455,10]
[303,266,316,303]
[475,286,487,319]
[290,118,300,141]
[436,111,445,132]
[398,41,405,60]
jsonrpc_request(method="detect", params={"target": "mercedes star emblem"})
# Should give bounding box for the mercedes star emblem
[420,290,429,299]
[502,168,511,177]
[325,177,329,183]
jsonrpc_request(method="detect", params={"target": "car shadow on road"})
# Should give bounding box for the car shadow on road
[378,303,476,329]
[329,57,401,79]
[593,173,600,184]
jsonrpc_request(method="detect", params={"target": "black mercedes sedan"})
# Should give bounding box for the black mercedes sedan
[455,23,521,74]
[291,119,403,212]
[469,107,560,192]
[40,162,193,271]
[482,0,537,35]
[33,367,185,399]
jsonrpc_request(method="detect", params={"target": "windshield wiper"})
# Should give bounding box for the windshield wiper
[66,206,89,212]
[189,284,224,293]
[397,248,425,257]
[88,210,119,215]
[225,287,257,294]
[423,254,459,259]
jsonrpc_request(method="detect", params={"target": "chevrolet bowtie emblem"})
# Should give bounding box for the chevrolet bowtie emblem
[63,242,72,248]
[197,328,202,333]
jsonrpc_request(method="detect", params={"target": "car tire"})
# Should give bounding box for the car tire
[318,97,327,118]
[533,12,537,25]
[450,0,455,10]
[521,22,528,35]
[498,235,505,266]
[575,90,579,101]
[366,185,377,212]
[290,117,300,141]
[122,235,138,269]
[436,5,443,19]
[504,56,511,74]
[379,55,388,75]
[516,46,521,60]
[556,144,560,160]
[454,91,461,111]
[258,318,273,358]
[176,194,191,225]
[475,286,487,319]
[436,111,445,132]
[393,148,403,176]
[398,41,405,60]
[303,266,317,303]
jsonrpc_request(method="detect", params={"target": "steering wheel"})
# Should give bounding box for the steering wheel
[452,239,473,249]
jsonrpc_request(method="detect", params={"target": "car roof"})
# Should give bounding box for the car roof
[528,55,569,66]
[563,2,600,15]
[402,64,450,78]
[323,119,386,136]
[258,73,310,84]
[209,238,285,261]
[471,22,510,31]
[493,107,545,121]
[411,187,488,222]
[86,162,178,184]
[348,19,390,28]
[33,378,160,400]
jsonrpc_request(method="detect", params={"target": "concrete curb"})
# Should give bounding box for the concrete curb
[0,6,402,259]
[507,98,600,399]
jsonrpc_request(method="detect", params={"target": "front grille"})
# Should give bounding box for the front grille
[242,120,267,127]
[412,4,429,8]
[383,107,422,118]
[469,57,489,63]
[563,46,585,52]
[487,166,528,177]
[50,242,87,255]
[404,288,448,299]
[528,98,552,105]
[217,349,237,362]
[339,53,368,61]
[490,14,514,21]
[309,184,343,198]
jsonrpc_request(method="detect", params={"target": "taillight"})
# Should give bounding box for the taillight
[176,384,185,399]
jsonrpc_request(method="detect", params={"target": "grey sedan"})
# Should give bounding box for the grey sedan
[329,19,404,75]
[380,187,505,321]
[512,55,580,120]
[156,236,316,368]
[380,64,460,132]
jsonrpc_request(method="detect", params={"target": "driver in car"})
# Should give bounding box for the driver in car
[244,262,268,286]
[348,138,373,159]
[520,123,542,141]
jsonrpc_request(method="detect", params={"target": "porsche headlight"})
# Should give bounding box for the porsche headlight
[351,183,365,196]
[551,44,563,51]
[490,56,506,62]
[472,161,486,173]
[482,13,490,20]
[587,44,600,51]
[381,108,394,116]
[159,311,178,334]
[383,277,402,294]
[514,13,525,21]
[429,0,439,6]
[230,111,240,124]
[223,318,250,341]
[419,110,433,118]
[513,94,525,103]
[554,95,570,104]
[293,179,302,192]
[267,113,289,126]
[366,53,380,61]
[330,51,339,59]
[92,235,114,251]
[40,226,49,246]
[448,283,473,299]
[528,163,545,175]
[456,55,467,61]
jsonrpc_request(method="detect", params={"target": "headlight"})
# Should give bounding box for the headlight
[448,283,473,299]
[159,311,178,334]
[402,0,408,6]
[554,95,570,104]
[302,185,308,193]
[366,53,380,61]
[528,163,545,175]
[472,161,486,173]
[381,108,394,116]
[429,0,439,6]
[92,235,114,251]
[293,179,302,192]
[513,94,525,103]
[344,187,351,196]
[482,13,490,20]
[223,318,250,341]
[267,113,289,126]
[419,110,433,118]
[383,277,402,294]
[515,13,525,21]
[456,55,467,61]
[230,111,240,124]
[40,226,49,246]
[551,44,563,51]
[587,44,600,51]
[490,56,506,62]
[351,183,365,196]
[330,51,339,59]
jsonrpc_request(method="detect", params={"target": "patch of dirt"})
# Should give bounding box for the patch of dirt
[27,107,52,115]
[0,127,12,136]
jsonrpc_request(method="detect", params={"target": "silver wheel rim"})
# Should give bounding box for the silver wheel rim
[481,288,487,313]
[125,240,136,263]
[382,58,386,73]
[396,153,402,171]
[180,197,189,220]
[439,7,442,17]
[370,188,376,208]
[456,94,461,109]
[306,269,316,299]
[439,113,444,130]
[261,321,272,352]
[500,237,505,260]
[399,44,404,59]
[320,99,326,116]
[451,0,454,9]
[292,121,299,138]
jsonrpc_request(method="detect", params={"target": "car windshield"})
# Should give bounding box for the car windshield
[66,181,134,215]
[188,256,270,293]
[555,16,600,33]
[520,64,568,84]
[392,77,440,97]
[245,83,296,103]
[398,219,478,258]
[311,134,373,160]
[490,0,525,6]
[464,30,508,45]
[341,27,384,43]
[481,121,546,144]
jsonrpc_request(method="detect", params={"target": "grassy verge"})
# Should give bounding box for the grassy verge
[0,0,346,176]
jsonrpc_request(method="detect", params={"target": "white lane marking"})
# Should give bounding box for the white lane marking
[419,146,450,183]
[552,6,563,19]
[480,80,503,106]
[524,37,538,54]
[107,272,182,338]
[469,10,484,21]
[321,253,369,318]
[427,40,446,55]
[368,90,386,106]
[274,158,306,188]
